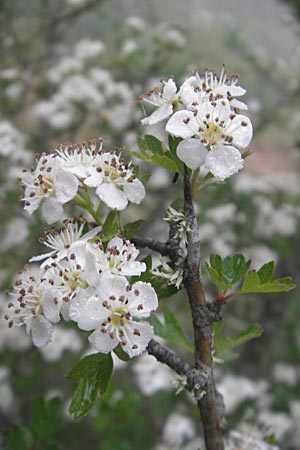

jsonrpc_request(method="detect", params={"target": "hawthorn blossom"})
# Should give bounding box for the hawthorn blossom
[141,77,180,126]
[21,153,78,224]
[55,141,96,179]
[30,219,102,268]
[85,236,146,286]
[180,67,248,110]
[70,275,158,358]
[4,267,59,347]
[84,151,145,210]
[166,99,252,180]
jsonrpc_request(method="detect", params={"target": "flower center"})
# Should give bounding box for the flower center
[64,271,88,292]
[110,307,130,328]
[201,122,223,147]
[35,174,55,197]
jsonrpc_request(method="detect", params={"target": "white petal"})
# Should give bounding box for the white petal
[205,145,244,181]
[55,170,78,203]
[141,103,173,126]
[128,282,158,318]
[96,183,128,210]
[89,328,118,353]
[176,138,208,170]
[226,115,253,149]
[162,78,177,102]
[84,169,103,188]
[31,316,53,347]
[166,110,198,139]
[69,289,107,331]
[123,178,145,204]
[197,99,231,124]
[42,289,62,323]
[42,198,64,224]
[178,76,199,106]
[120,261,146,277]
[122,321,154,358]
[97,275,128,303]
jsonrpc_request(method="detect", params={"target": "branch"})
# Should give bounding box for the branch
[131,236,185,265]
[183,165,224,450]
[147,339,207,395]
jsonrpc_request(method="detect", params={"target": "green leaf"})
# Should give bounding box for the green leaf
[149,304,192,351]
[257,261,274,283]
[4,426,28,450]
[67,353,113,419]
[139,135,165,155]
[214,323,263,358]
[241,271,295,293]
[129,150,178,172]
[123,219,145,239]
[113,345,131,362]
[168,134,184,175]
[206,253,251,291]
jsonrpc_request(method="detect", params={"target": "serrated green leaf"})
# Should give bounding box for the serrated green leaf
[209,254,223,276]
[149,304,192,351]
[257,261,275,283]
[241,271,295,293]
[222,254,251,285]
[205,264,229,291]
[214,323,263,358]
[4,426,28,450]
[66,353,107,381]
[67,353,113,418]
[123,219,145,239]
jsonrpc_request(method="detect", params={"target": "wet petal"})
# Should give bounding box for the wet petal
[89,327,118,353]
[166,110,198,139]
[176,138,208,170]
[122,321,154,358]
[205,145,244,181]
[96,183,128,210]
[31,316,53,348]
[128,281,158,318]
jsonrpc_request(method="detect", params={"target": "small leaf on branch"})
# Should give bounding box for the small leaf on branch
[66,353,113,419]
[241,271,295,294]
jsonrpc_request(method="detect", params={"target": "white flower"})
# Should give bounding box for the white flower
[166,99,252,180]
[56,141,96,178]
[21,153,79,224]
[86,236,146,285]
[30,219,101,268]
[70,275,158,358]
[84,151,145,210]
[180,67,248,110]
[4,267,58,347]
[141,78,180,126]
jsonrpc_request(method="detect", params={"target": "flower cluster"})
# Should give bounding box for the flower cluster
[5,220,158,357]
[20,140,145,224]
[141,67,253,181]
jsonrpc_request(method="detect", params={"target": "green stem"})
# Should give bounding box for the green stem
[73,193,102,225]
